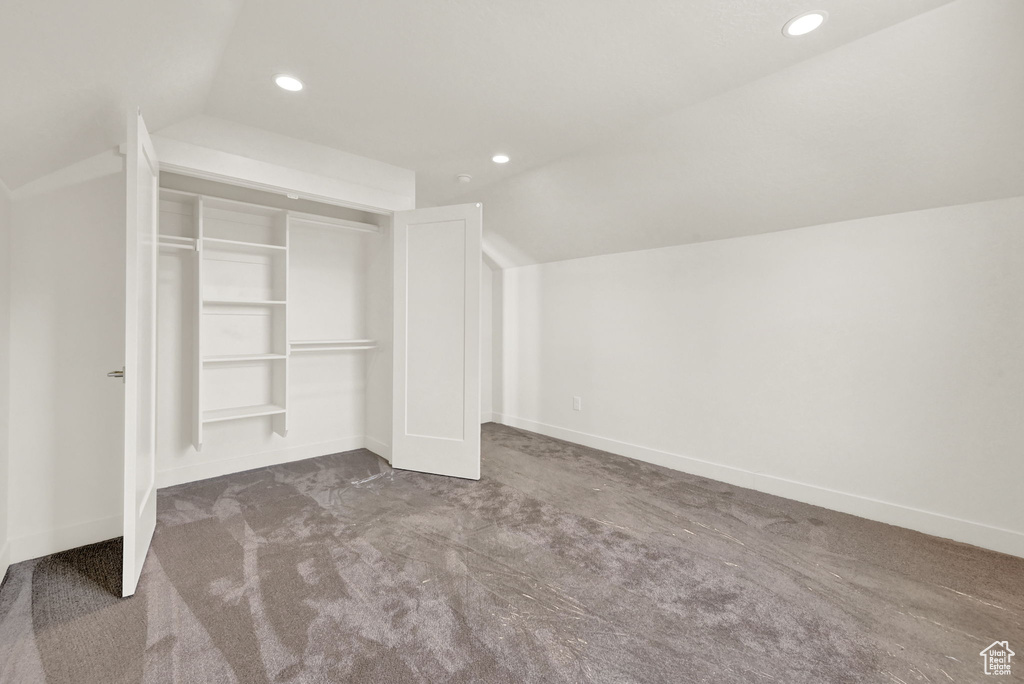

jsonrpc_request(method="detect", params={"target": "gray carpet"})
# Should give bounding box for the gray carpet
[0,423,1021,683]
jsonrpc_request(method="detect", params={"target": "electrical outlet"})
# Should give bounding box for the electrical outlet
[573,396,582,411]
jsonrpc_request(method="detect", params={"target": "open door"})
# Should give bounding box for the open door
[120,109,159,597]
[392,203,482,479]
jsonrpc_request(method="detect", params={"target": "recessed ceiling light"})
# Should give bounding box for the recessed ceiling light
[783,11,827,37]
[456,174,472,183]
[274,74,304,92]
[492,154,510,164]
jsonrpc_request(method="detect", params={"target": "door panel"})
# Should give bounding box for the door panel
[123,109,159,597]
[392,204,482,479]
[406,222,466,439]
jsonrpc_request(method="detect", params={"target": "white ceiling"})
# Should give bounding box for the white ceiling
[0,0,243,190]
[204,0,954,208]
[6,0,1021,265]
[464,0,1024,264]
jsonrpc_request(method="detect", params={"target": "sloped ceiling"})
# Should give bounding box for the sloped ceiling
[203,0,954,208]
[0,0,244,190]
[6,0,1021,266]
[461,0,1024,264]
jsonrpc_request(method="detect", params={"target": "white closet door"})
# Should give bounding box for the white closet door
[122,109,159,597]
[392,203,482,479]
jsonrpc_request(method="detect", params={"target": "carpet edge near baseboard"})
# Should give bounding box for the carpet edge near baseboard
[492,413,1024,559]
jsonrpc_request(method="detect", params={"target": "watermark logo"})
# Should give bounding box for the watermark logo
[980,641,1014,676]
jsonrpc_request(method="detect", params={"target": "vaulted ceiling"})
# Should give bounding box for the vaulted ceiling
[3,0,1021,265]
[0,0,244,190]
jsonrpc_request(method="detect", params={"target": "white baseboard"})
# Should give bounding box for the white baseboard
[493,413,1024,559]
[10,515,122,565]
[365,435,392,463]
[481,412,494,424]
[157,436,367,489]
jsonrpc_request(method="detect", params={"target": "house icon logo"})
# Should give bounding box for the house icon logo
[980,641,1014,676]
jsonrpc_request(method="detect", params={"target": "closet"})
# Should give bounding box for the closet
[155,181,391,480]
[120,110,481,597]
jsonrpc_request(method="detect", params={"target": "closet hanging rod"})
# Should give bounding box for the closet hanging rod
[202,237,287,251]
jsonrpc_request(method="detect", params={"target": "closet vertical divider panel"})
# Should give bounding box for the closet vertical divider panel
[274,211,289,438]
[193,196,204,451]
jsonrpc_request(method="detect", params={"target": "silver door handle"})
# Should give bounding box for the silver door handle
[107,367,125,379]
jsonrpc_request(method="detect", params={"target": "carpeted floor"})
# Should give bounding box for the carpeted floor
[0,423,1021,683]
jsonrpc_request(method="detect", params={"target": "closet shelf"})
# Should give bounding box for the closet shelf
[203,404,286,423]
[288,212,380,234]
[202,237,287,253]
[158,234,197,251]
[291,339,375,345]
[203,299,286,306]
[159,242,196,252]
[203,353,287,364]
[290,339,378,353]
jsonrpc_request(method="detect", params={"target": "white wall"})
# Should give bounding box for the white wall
[7,152,126,562]
[154,116,416,213]
[0,180,12,580]
[497,196,1024,557]
[364,220,394,460]
[480,262,493,421]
